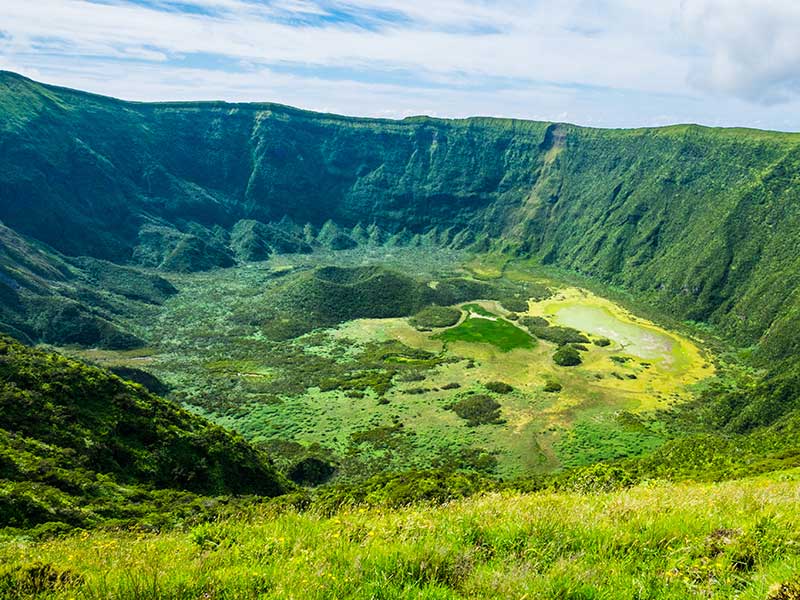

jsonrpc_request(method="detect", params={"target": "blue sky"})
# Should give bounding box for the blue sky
[3,0,800,130]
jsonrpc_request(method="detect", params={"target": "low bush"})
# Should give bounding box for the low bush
[485,381,514,394]
[543,380,562,393]
[554,345,582,366]
[409,306,462,330]
[447,395,503,426]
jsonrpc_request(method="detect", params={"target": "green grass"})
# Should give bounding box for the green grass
[55,250,717,480]
[1,472,798,599]
[435,316,535,352]
[556,413,665,467]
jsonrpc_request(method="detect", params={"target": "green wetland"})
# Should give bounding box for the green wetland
[63,247,715,481]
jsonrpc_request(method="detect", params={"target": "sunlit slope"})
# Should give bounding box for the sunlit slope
[2,72,800,358]
[2,471,798,599]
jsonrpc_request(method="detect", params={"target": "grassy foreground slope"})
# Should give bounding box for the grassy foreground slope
[1,472,798,599]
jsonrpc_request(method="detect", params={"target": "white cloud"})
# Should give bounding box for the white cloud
[680,0,800,104]
[1,0,800,128]
[0,0,688,90]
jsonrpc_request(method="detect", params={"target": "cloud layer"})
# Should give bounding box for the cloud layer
[2,0,800,129]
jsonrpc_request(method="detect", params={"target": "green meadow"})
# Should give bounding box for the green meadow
[59,249,715,481]
[2,472,799,599]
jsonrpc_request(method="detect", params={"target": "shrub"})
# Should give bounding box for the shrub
[553,345,582,366]
[557,463,636,493]
[448,395,503,426]
[0,562,82,596]
[543,380,562,393]
[519,316,550,328]
[409,306,462,330]
[520,317,589,344]
[593,337,611,347]
[485,381,514,394]
[499,297,529,312]
[288,457,336,486]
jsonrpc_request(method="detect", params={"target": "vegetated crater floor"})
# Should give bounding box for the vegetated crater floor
[330,287,712,476]
[62,248,715,480]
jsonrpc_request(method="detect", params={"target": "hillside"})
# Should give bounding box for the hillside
[1,69,800,599]
[0,335,288,533]
[2,72,800,360]
[1,472,798,599]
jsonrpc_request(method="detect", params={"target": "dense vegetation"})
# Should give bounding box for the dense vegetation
[553,345,582,366]
[409,306,462,330]
[2,71,800,598]
[2,71,800,363]
[0,336,287,534]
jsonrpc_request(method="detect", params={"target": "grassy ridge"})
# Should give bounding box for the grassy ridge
[1,472,798,599]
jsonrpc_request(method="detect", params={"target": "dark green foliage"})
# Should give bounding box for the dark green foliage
[396,370,426,382]
[447,395,504,426]
[553,345,582,366]
[429,279,495,305]
[433,447,498,473]
[543,380,562,392]
[28,297,143,349]
[593,337,611,347]
[521,316,549,328]
[613,360,800,482]
[0,562,82,597]
[229,219,311,261]
[523,321,590,345]
[287,457,336,487]
[0,225,148,349]
[0,336,288,528]
[159,235,234,272]
[71,257,177,304]
[316,469,495,508]
[319,369,395,397]
[265,266,437,339]
[485,381,513,394]
[409,305,462,330]
[710,359,800,433]
[498,297,528,312]
[350,424,410,449]
[108,366,170,396]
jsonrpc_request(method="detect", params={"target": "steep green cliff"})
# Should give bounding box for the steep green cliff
[2,71,800,358]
